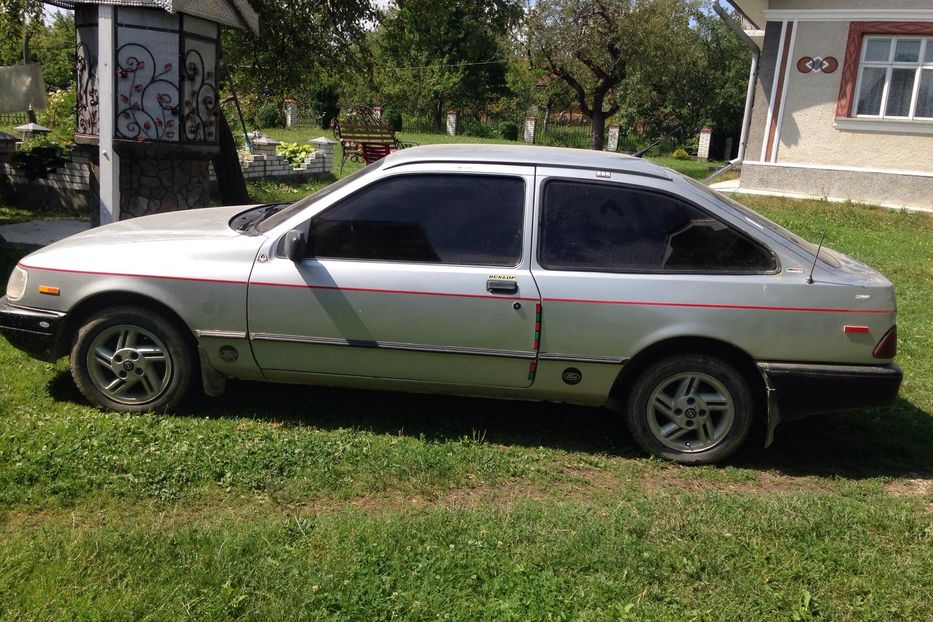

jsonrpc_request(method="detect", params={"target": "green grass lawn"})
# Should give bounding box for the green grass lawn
[1,148,932,619]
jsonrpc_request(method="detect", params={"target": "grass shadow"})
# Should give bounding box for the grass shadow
[48,371,931,479]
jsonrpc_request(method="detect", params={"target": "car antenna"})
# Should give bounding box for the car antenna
[806,232,826,285]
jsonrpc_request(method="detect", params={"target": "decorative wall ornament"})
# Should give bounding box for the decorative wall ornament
[797,56,839,74]
[75,41,99,135]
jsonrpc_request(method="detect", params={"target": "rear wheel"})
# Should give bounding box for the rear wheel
[625,354,754,464]
[70,306,194,412]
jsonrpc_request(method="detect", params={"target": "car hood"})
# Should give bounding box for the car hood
[40,205,260,251]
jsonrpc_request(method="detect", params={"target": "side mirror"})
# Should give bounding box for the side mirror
[283,229,307,262]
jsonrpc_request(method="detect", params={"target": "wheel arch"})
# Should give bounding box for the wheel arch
[611,336,766,416]
[57,290,197,358]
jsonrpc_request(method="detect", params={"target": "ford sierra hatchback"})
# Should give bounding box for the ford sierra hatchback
[0,145,902,464]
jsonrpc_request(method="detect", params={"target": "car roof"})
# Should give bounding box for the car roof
[382,143,674,181]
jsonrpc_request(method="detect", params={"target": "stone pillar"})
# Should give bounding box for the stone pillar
[372,105,383,120]
[723,137,734,161]
[607,124,621,152]
[446,110,458,136]
[310,136,337,175]
[697,127,713,161]
[524,116,536,144]
[284,98,298,129]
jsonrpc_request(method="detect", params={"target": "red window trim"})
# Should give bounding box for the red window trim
[836,21,933,118]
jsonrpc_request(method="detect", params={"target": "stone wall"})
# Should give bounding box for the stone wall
[2,136,335,221]
[120,157,210,220]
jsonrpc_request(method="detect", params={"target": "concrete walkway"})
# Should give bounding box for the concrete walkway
[0,219,91,247]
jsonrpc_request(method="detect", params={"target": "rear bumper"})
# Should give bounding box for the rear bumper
[0,296,66,362]
[758,361,902,421]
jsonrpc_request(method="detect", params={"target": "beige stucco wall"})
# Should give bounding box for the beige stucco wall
[775,21,933,172]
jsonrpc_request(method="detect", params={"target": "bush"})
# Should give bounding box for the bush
[382,108,403,132]
[11,137,71,181]
[257,102,281,129]
[672,147,691,160]
[461,121,496,138]
[275,142,314,167]
[497,121,519,141]
[37,88,77,144]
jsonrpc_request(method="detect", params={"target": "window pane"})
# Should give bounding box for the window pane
[916,70,933,118]
[894,39,921,62]
[924,39,933,63]
[309,175,524,266]
[864,38,891,62]
[856,67,886,115]
[885,68,916,117]
[539,181,774,273]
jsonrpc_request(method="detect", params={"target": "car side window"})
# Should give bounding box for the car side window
[307,174,525,266]
[539,180,776,273]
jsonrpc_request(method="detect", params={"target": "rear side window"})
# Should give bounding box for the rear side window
[308,174,525,266]
[539,180,776,273]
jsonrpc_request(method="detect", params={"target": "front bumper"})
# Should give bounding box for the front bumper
[759,361,903,421]
[0,296,66,362]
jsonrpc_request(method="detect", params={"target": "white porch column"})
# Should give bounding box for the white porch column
[97,4,119,224]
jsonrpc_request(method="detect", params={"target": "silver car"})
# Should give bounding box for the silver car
[0,145,902,464]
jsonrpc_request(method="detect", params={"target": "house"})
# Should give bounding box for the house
[716,1,932,210]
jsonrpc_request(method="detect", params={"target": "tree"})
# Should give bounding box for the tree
[616,10,749,147]
[32,11,76,90]
[374,0,523,130]
[0,0,44,65]
[221,0,376,113]
[527,0,699,150]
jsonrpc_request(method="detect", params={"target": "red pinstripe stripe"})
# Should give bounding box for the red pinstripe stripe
[20,263,895,314]
[19,263,539,302]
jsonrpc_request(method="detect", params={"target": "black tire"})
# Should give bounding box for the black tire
[70,306,194,412]
[624,354,755,465]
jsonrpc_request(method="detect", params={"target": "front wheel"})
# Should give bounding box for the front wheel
[625,354,755,465]
[70,306,194,412]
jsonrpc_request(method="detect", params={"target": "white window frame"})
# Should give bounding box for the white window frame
[853,35,933,120]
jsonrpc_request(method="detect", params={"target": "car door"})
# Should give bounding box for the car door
[247,164,541,388]
[529,167,781,391]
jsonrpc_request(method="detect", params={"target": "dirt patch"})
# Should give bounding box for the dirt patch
[3,467,921,532]
[885,473,933,498]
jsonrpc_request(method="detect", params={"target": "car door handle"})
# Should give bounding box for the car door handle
[486,279,518,294]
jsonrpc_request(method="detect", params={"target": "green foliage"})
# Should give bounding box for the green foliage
[274,141,314,167]
[382,108,403,132]
[10,136,70,181]
[497,121,519,141]
[30,11,75,90]
[37,88,76,143]
[370,1,523,128]
[672,147,690,160]
[528,0,701,149]
[460,120,496,138]
[221,0,375,104]
[257,102,281,129]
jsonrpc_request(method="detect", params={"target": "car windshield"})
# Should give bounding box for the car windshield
[683,176,841,268]
[255,160,383,233]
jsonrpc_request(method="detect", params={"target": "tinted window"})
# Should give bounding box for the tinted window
[540,180,775,273]
[308,174,524,266]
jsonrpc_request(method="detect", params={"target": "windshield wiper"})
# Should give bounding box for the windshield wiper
[231,203,287,233]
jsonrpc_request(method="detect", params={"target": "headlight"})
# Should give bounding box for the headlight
[6,266,27,301]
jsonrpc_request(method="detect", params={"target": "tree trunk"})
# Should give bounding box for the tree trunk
[590,110,606,151]
[213,110,251,205]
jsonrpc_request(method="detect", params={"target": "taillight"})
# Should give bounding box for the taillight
[873,326,897,359]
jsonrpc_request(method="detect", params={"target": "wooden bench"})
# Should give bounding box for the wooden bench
[333,120,416,172]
